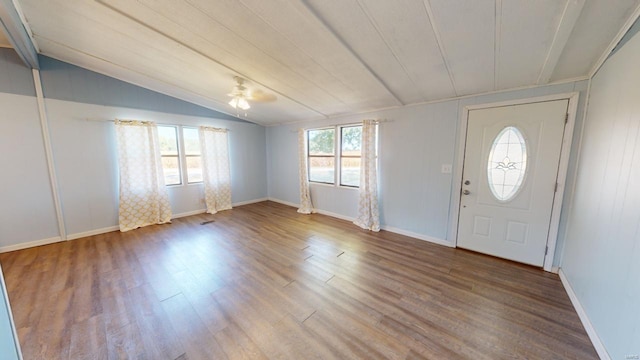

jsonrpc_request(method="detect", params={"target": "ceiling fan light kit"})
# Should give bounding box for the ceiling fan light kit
[228,96,250,110]
[228,76,251,111]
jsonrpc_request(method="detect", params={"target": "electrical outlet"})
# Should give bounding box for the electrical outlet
[441,164,452,174]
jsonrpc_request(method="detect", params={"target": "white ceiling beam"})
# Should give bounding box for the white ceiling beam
[0,0,38,68]
[589,1,640,78]
[298,0,405,106]
[537,0,585,85]
[96,0,329,120]
[354,0,422,99]
[422,0,458,96]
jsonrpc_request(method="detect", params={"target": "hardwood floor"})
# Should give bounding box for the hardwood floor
[0,201,598,359]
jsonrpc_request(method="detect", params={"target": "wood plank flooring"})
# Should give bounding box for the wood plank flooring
[0,201,598,359]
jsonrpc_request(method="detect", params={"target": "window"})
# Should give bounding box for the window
[488,126,528,201]
[308,128,336,184]
[308,124,369,187]
[158,125,203,186]
[158,126,181,185]
[182,127,203,183]
[340,126,362,187]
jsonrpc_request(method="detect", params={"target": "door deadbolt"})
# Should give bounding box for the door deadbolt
[464,180,470,185]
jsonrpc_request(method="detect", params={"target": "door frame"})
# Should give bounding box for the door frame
[449,92,580,272]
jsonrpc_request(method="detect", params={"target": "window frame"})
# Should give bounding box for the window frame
[181,126,204,185]
[307,126,337,185]
[307,123,366,189]
[158,125,182,187]
[158,125,204,187]
[338,125,363,188]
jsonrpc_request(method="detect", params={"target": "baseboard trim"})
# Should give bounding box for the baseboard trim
[1,198,271,251]
[550,266,560,274]
[267,197,299,208]
[233,197,269,207]
[314,208,355,222]
[558,269,611,360]
[380,225,454,248]
[172,198,270,219]
[0,236,63,253]
[267,197,452,248]
[172,209,207,219]
[67,226,120,241]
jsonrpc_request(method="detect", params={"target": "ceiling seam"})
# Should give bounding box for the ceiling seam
[588,1,640,78]
[188,0,349,109]
[536,0,585,85]
[422,0,458,97]
[298,0,405,106]
[494,0,502,91]
[353,0,424,100]
[10,0,38,51]
[536,0,571,85]
[95,0,329,119]
[35,35,268,124]
[233,0,365,109]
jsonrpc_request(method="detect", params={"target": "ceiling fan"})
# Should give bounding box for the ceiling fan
[227,76,277,111]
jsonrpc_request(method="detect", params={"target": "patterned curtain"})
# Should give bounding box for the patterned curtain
[354,120,380,231]
[199,127,232,214]
[297,128,313,214]
[115,120,172,232]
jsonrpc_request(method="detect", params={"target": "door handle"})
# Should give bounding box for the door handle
[463,189,471,195]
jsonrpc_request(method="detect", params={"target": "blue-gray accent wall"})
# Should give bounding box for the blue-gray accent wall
[0,48,35,96]
[37,55,245,122]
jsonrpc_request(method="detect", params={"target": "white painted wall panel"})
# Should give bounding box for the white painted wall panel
[0,93,60,248]
[561,28,640,359]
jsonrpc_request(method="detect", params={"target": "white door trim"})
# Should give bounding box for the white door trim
[449,92,579,272]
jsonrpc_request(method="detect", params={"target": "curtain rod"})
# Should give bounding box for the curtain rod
[82,118,231,131]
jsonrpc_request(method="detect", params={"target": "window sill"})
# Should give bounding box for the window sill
[309,182,359,191]
[309,182,335,188]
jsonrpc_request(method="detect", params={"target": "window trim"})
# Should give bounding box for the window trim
[181,126,204,185]
[159,125,204,187]
[307,123,364,189]
[307,127,337,185]
[159,125,182,186]
[338,125,363,188]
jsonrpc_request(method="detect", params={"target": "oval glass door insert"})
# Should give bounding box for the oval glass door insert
[487,126,528,201]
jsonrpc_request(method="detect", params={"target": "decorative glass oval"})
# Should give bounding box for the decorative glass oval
[487,126,528,201]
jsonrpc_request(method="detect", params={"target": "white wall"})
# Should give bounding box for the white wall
[0,50,268,251]
[267,80,588,260]
[45,99,267,238]
[560,28,640,359]
[0,92,60,248]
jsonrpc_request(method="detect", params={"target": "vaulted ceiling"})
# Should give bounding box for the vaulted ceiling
[14,0,640,125]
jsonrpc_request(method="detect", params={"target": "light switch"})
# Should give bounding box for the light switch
[441,164,452,174]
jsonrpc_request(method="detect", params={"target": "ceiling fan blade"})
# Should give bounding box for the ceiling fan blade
[248,89,277,103]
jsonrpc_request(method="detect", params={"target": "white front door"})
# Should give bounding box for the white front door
[457,100,568,266]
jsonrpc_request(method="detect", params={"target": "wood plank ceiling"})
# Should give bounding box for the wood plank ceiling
[14,0,640,125]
